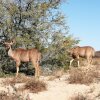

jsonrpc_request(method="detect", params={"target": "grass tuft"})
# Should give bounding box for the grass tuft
[68,66,99,85]
[69,93,86,100]
[24,79,47,93]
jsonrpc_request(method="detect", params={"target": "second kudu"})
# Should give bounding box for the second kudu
[69,46,95,67]
[4,39,41,78]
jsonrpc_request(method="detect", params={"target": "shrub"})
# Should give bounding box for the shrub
[3,74,47,93]
[68,67,99,84]
[24,79,47,93]
[69,93,86,100]
[0,91,23,100]
[3,74,32,86]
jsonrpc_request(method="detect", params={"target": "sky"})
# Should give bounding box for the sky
[61,0,100,51]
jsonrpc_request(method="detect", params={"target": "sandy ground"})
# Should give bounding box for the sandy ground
[0,74,100,100]
[26,75,100,100]
[27,76,89,100]
[0,65,100,100]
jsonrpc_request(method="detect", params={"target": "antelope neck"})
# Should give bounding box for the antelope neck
[8,46,14,58]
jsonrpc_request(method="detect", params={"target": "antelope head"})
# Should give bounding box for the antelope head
[4,38,16,49]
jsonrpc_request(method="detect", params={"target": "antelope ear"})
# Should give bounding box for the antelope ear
[11,38,16,44]
[4,42,8,45]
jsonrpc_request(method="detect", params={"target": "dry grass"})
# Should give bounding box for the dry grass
[93,57,100,65]
[47,68,64,81]
[3,74,32,86]
[69,93,86,100]
[3,74,47,93]
[68,66,99,85]
[53,68,64,78]
[0,91,23,100]
[24,79,47,93]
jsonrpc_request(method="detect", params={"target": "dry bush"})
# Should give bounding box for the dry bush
[69,93,86,100]
[3,74,32,86]
[42,68,65,81]
[45,75,57,81]
[47,68,64,81]
[0,91,23,100]
[52,68,64,78]
[68,67,99,84]
[2,73,47,94]
[93,58,100,65]
[23,79,47,93]
[3,74,47,93]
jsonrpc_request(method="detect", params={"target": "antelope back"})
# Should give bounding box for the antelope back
[71,46,95,58]
[75,46,95,57]
[12,48,41,62]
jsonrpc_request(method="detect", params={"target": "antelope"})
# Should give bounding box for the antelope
[69,46,95,67]
[4,39,41,78]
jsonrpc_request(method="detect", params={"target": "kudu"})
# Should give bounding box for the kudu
[69,46,95,67]
[4,39,41,78]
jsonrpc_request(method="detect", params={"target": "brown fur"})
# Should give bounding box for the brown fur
[4,39,41,78]
[70,46,95,67]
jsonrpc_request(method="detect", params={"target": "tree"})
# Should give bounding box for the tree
[0,0,79,76]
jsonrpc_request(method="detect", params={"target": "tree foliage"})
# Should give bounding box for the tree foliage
[0,0,79,76]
